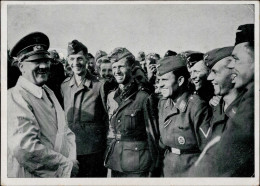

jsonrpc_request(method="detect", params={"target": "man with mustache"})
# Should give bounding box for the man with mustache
[186,24,254,177]
[157,55,211,177]
[61,40,108,177]
[104,47,160,177]
[7,32,77,177]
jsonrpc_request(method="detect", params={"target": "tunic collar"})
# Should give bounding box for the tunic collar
[17,76,44,99]
[69,74,92,88]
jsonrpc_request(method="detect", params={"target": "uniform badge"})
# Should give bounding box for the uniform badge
[178,136,185,145]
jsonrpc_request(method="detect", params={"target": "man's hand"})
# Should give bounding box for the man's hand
[209,96,222,107]
[147,64,157,81]
[71,159,79,177]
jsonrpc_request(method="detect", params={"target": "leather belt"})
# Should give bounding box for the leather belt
[167,147,200,155]
[113,133,147,141]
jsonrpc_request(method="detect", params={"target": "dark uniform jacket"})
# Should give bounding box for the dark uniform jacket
[187,83,254,177]
[158,91,211,177]
[61,73,107,155]
[104,82,160,175]
[208,92,244,140]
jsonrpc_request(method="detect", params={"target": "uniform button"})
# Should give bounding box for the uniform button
[118,119,121,123]
[135,147,138,150]
[131,114,134,117]
[117,141,120,144]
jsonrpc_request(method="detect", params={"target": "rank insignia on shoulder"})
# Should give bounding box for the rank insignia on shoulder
[178,136,185,145]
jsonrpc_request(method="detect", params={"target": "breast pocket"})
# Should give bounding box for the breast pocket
[124,109,141,130]
[120,141,151,173]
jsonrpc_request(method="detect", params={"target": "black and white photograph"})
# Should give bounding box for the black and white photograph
[1,1,259,185]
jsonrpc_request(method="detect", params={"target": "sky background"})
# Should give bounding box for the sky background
[7,3,254,58]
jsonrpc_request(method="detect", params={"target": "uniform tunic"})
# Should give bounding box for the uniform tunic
[104,84,160,176]
[8,76,76,177]
[61,73,108,177]
[158,91,211,177]
[187,84,254,177]
[61,73,107,155]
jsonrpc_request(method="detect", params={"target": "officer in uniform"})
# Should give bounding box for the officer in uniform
[104,47,160,177]
[187,24,254,177]
[8,32,78,177]
[157,55,212,177]
[61,40,107,177]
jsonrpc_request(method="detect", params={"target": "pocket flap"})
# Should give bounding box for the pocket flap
[122,141,149,151]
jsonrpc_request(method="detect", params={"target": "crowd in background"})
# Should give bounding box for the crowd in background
[7,23,254,178]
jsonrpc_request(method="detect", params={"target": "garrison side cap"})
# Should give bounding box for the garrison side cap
[108,47,134,64]
[67,40,88,57]
[181,50,204,68]
[204,46,234,69]
[10,32,50,62]
[157,54,186,76]
[235,24,254,45]
[95,50,107,62]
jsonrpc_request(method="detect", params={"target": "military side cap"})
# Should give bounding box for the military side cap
[108,47,134,64]
[164,50,177,57]
[204,46,234,69]
[67,40,88,56]
[235,24,254,45]
[10,32,50,62]
[136,51,145,62]
[182,51,204,68]
[157,54,186,76]
[95,50,107,62]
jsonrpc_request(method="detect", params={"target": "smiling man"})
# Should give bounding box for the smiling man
[61,40,108,177]
[187,24,254,177]
[185,51,214,103]
[157,55,211,177]
[104,47,160,177]
[8,32,77,177]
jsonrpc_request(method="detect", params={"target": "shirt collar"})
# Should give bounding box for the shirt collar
[17,76,43,99]
[69,75,92,88]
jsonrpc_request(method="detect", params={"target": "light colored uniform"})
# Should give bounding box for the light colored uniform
[8,76,76,177]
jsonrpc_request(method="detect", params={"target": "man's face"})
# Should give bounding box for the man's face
[100,62,113,80]
[188,60,209,91]
[158,71,179,98]
[87,58,95,70]
[112,58,132,85]
[139,60,147,72]
[228,42,254,89]
[207,57,234,96]
[67,52,87,76]
[19,59,51,86]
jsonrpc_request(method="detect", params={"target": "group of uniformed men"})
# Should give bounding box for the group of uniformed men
[7,23,254,177]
